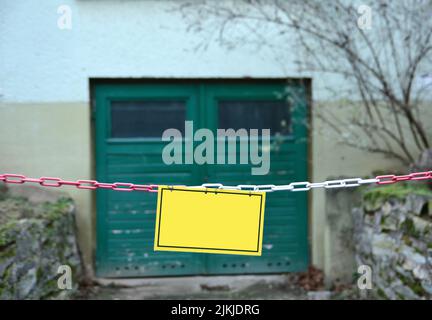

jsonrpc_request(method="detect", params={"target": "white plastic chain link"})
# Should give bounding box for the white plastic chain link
[193,177,380,192]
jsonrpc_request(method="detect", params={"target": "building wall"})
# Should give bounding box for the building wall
[0,0,406,275]
[0,102,94,269]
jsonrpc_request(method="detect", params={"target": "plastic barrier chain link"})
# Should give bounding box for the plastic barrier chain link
[0,171,431,193]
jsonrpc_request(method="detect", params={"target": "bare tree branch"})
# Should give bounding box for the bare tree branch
[176,0,432,165]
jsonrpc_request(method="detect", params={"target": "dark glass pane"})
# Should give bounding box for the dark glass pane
[111,100,186,138]
[218,100,291,136]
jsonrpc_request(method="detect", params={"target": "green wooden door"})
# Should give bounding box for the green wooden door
[94,81,308,278]
[95,83,207,277]
[203,83,309,274]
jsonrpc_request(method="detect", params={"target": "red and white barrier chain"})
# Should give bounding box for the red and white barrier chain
[0,173,158,193]
[0,171,431,193]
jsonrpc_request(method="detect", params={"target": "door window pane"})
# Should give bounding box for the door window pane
[218,100,290,136]
[111,100,186,138]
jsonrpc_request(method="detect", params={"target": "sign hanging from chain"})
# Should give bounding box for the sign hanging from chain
[154,186,266,256]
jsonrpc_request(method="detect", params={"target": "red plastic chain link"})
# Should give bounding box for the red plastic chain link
[376,171,432,185]
[0,173,158,193]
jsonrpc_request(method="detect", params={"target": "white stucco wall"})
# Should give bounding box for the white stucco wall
[1,0,335,103]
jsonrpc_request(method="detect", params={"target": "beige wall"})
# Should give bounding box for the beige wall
[0,102,94,274]
[0,101,410,275]
[311,128,402,272]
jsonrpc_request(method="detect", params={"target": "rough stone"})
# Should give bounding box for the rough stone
[371,234,398,259]
[411,215,432,234]
[404,194,429,216]
[16,267,37,299]
[0,187,82,299]
[381,202,393,216]
[413,265,429,280]
[0,258,13,278]
[380,214,400,231]
[391,281,420,300]
[353,185,432,300]
[401,246,426,270]
[422,280,432,295]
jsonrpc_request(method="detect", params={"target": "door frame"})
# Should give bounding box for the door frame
[90,78,313,275]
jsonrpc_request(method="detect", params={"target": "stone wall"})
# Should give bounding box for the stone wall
[0,185,83,299]
[353,183,432,299]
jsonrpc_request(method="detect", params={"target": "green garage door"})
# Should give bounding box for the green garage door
[94,81,309,277]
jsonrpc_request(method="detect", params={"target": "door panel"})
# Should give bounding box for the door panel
[95,84,205,277]
[203,84,308,274]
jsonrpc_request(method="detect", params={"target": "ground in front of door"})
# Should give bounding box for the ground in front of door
[76,271,364,300]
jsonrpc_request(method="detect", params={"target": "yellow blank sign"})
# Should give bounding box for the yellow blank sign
[154,186,266,256]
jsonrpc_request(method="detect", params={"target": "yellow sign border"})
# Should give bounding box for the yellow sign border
[154,186,266,256]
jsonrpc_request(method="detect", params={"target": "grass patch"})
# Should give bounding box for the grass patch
[363,183,432,206]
